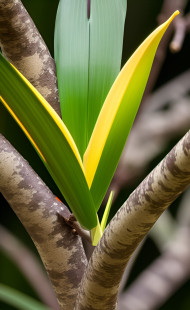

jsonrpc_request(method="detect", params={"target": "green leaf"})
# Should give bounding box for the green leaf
[54,0,89,157]
[100,190,114,232]
[0,283,50,310]
[54,0,127,157]
[91,190,114,245]
[86,0,127,143]
[84,11,179,209]
[90,216,102,246]
[0,54,97,230]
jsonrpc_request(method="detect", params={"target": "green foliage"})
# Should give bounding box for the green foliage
[0,55,97,230]
[54,0,127,156]
[0,0,178,244]
[0,284,50,310]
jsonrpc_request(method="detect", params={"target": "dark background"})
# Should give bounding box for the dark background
[0,0,190,309]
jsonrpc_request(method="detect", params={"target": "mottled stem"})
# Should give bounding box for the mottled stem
[0,134,87,310]
[118,227,190,310]
[0,0,61,116]
[75,130,190,310]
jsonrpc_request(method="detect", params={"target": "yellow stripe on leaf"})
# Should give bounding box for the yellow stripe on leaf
[83,11,179,209]
[0,96,46,162]
[84,11,179,188]
[12,64,84,173]
[0,54,98,230]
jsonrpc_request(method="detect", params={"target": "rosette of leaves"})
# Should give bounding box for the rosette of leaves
[0,0,179,245]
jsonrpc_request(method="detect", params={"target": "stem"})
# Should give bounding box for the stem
[0,134,87,309]
[75,130,190,310]
[0,0,60,116]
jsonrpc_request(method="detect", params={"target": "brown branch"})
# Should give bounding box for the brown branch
[118,188,190,310]
[0,225,59,310]
[170,15,186,52]
[170,11,190,52]
[0,0,61,116]
[118,227,190,310]
[75,130,190,310]
[185,12,190,31]
[0,134,87,310]
[118,239,146,296]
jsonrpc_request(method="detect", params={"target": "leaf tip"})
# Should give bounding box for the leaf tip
[169,10,180,23]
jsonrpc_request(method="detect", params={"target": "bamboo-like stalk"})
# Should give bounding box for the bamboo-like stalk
[75,130,190,310]
[0,134,87,310]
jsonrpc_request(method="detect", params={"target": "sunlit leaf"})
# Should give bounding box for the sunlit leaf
[100,191,114,232]
[84,11,179,209]
[0,54,97,230]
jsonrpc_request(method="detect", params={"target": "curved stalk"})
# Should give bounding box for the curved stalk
[75,130,190,310]
[0,134,87,309]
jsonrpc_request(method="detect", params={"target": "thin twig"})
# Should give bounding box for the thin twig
[57,213,92,244]
[170,16,186,52]
[59,214,95,260]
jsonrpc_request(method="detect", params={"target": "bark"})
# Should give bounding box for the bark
[75,130,190,310]
[118,189,190,310]
[0,2,88,308]
[118,227,190,310]
[0,134,88,310]
[0,0,61,116]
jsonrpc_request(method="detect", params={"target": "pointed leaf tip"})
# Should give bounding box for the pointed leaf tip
[170,10,180,20]
[84,11,179,209]
[100,190,114,232]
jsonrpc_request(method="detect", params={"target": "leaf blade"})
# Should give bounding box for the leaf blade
[100,191,114,232]
[0,284,50,310]
[54,0,127,156]
[54,0,89,157]
[0,54,97,230]
[87,0,127,141]
[84,11,179,209]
